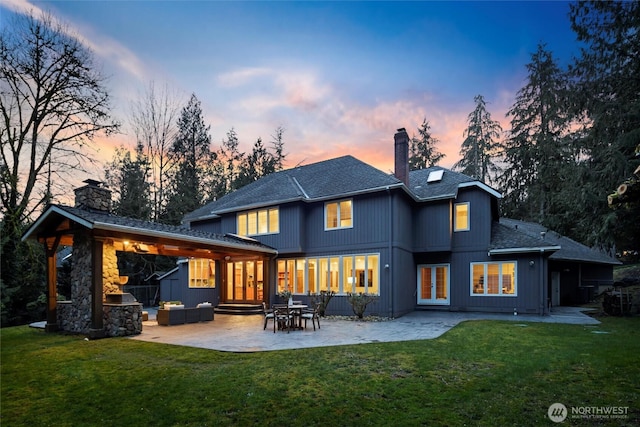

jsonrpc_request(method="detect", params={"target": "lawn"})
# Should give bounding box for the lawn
[1,316,638,426]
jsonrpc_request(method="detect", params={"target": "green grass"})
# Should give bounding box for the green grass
[2,317,639,426]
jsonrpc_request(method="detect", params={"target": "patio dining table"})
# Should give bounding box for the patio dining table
[274,304,307,330]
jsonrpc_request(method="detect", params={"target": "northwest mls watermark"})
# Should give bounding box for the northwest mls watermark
[548,402,630,423]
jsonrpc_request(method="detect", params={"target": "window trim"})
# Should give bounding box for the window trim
[188,258,216,288]
[417,263,450,305]
[469,261,517,297]
[324,199,353,231]
[454,202,470,232]
[277,253,380,296]
[237,207,279,236]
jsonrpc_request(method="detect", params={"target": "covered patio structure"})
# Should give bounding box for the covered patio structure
[22,180,277,338]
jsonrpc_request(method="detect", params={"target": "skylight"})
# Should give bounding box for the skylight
[427,169,444,183]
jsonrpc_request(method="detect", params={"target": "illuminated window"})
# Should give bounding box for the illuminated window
[189,259,215,288]
[326,199,352,230]
[454,202,470,231]
[237,208,279,236]
[471,262,516,296]
[277,253,380,296]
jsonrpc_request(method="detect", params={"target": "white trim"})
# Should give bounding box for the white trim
[93,222,278,254]
[21,205,93,241]
[489,246,560,255]
[417,264,450,305]
[458,181,502,199]
[324,199,353,231]
[469,261,518,297]
[454,202,470,232]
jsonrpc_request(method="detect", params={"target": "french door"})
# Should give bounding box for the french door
[417,264,450,305]
[226,260,264,303]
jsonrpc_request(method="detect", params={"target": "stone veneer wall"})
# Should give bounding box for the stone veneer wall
[74,184,112,212]
[102,240,121,297]
[58,234,132,335]
[63,233,92,333]
[103,303,143,336]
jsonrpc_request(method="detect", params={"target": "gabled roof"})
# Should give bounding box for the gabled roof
[185,156,503,223]
[23,204,277,255]
[408,167,502,201]
[491,218,621,265]
[185,155,403,222]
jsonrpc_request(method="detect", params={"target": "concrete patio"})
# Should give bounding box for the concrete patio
[128,307,600,352]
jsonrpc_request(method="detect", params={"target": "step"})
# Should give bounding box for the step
[215,303,263,315]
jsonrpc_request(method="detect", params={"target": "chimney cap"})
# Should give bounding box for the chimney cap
[83,179,103,187]
[396,127,407,133]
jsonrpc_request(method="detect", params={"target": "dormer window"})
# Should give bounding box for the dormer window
[454,202,470,232]
[325,200,352,230]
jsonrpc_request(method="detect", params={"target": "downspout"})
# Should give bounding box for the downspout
[540,250,545,315]
[387,187,394,318]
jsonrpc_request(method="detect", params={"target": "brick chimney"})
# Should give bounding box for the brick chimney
[394,128,409,185]
[74,179,112,212]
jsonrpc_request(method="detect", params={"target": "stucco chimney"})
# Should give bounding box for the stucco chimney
[394,128,409,185]
[74,179,112,212]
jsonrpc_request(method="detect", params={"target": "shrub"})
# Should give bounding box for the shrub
[346,292,378,319]
[309,290,335,317]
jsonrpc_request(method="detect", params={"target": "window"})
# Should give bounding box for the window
[325,200,352,230]
[471,262,516,296]
[277,253,380,295]
[454,202,470,231]
[189,258,215,288]
[237,208,279,236]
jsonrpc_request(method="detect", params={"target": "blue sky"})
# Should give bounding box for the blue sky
[3,0,581,175]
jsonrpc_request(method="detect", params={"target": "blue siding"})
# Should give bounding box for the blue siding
[159,261,219,308]
[413,200,451,252]
[451,188,493,251]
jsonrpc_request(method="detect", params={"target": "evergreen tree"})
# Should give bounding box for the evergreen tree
[409,119,445,170]
[105,143,152,220]
[453,95,502,184]
[162,94,212,225]
[270,126,287,171]
[499,45,573,224]
[568,0,640,252]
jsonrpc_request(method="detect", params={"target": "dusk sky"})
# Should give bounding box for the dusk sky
[3,0,582,179]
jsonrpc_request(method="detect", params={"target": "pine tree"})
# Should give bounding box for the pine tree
[453,95,502,184]
[499,45,572,223]
[408,119,445,170]
[105,143,152,220]
[568,0,640,252]
[162,94,212,225]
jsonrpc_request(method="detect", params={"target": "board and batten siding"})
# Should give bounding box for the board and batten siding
[412,200,452,252]
[451,188,494,251]
[302,193,392,253]
[446,251,548,315]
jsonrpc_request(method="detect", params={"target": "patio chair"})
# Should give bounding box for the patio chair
[262,302,274,330]
[272,305,294,333]
[300,302,321,331]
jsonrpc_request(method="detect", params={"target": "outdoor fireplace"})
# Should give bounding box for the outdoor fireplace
[56,180,143,338]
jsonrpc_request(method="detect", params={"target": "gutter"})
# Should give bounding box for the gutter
[488,246,561,256]
[93,222,278,255]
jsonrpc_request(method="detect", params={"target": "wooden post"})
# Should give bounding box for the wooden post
[43,237,60,332]
[89,238,105,339]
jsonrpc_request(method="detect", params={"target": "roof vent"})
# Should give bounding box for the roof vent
[427,169,444,183]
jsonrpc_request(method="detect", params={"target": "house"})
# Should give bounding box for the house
[164,128,619,317]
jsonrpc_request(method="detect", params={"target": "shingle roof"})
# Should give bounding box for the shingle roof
[408,167,502,200]
[493,218,620,265]
[23,204,276,254]
[185,155,403,221]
